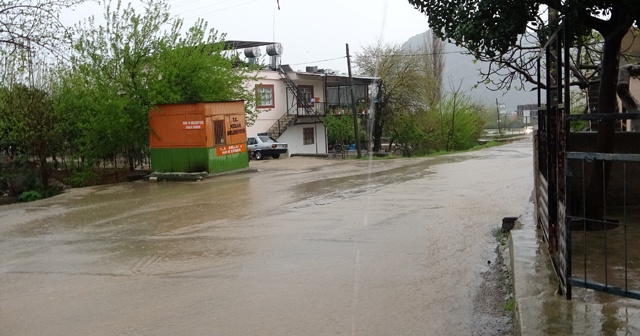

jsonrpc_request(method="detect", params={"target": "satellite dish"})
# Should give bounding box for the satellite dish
[266,43,283,56]
[244,47,262,59]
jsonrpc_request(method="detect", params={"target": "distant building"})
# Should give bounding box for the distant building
[516,104,539,126]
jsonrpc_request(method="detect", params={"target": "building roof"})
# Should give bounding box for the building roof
[280,65,377,87]
[223,40,278,50]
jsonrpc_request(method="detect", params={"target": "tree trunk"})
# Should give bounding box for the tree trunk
[617,64,640,130]
[585,31,627,223]
[39,155,49,188]
[372,101,385,152]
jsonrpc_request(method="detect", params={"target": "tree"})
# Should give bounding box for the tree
[324,113,354,155]
[0,0,82,187]
[389,111,426,156]
[355,37,443,152]
[57,0,258,169]
[415,31,445,107]
[0,0,84,55]
[431,94,486,152]
[409,0,640,221]
[0,51,65,189]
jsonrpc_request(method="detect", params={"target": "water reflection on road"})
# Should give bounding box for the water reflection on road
[0,142,534,335]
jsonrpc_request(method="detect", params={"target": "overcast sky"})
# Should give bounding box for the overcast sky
[62,0,431,73]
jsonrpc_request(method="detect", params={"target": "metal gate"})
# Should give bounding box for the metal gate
[536,23,640,300]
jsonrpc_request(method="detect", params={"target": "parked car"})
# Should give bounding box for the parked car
[246,135,288,160]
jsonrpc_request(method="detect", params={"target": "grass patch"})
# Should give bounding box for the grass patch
[504,297,515,311]
[492,227,509,246]
[352,138,511,160]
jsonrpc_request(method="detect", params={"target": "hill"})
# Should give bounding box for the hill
[403,31,538,112]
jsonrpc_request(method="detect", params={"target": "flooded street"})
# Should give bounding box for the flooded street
[0,141,533,335]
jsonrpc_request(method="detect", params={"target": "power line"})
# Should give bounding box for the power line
[394,50,469,57]
[286,49,478,68]
[288,56,346,66]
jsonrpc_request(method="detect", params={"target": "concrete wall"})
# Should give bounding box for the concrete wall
[246,69,328,154]
[278,122,327,155]
[246,70,286,137]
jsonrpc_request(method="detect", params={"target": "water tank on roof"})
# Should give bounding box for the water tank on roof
[266,43,283,56]
[243,47,261,59]
[306,66,318,73]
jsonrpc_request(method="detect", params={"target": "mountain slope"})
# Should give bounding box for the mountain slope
[403,30,537,111]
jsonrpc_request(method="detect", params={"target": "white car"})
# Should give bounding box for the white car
[246,135,288,160]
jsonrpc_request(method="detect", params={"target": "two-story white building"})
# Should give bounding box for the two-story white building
[245,63,375,156]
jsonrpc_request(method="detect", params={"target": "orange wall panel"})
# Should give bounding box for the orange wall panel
[150,102,246,148]
[150,105,207,148]
[205,101,245,116]
[226,114,247,145]
[205,116,214,148]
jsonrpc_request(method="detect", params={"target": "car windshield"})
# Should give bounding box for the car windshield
[259,136,276,143]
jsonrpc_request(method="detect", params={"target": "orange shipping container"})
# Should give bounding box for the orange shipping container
[148,101,248,174]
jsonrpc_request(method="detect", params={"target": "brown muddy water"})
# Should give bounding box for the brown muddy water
[0,141,534,335]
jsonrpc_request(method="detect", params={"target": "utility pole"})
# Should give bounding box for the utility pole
[346,43,362,158]
[496,98,501,134]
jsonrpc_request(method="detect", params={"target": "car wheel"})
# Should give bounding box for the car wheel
[254,151,263,160]
[272,154,280,159]
[334,143,342,153]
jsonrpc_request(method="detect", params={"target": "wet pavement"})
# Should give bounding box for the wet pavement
[1,141,534,335]
[510,201,640,335]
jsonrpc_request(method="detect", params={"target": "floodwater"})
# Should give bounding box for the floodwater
[0,141,534,335]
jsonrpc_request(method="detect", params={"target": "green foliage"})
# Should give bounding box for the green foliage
[324,114,355,145]
[355,38,444,151]
[408,0,639,57]
[0,155,40,196]
[492,227,508,246]
[408,0,640,95]
[427,95,486,152]
[0,79,64,187]
[390,112,427,156]
[409,0,538,58]
[380,94,487,157]
[63,169,100,188]
[53,0,259,169]
[504,298,515,312]
[18,190,44,202]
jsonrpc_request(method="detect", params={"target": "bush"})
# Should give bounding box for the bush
[18,190,44,202]
[64,169,100,188]
[0,155,41,197]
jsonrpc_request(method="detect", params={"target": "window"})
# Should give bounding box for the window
[256,84,275,108]
[214,120,225,145]
[297,85,314,107]
[303,127,314,145]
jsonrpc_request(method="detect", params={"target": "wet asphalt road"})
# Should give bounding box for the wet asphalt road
[0,141,533,335]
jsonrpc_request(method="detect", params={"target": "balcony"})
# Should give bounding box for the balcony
[287,102,362,117]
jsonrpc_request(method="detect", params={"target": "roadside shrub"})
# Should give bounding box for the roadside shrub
[64,169,100,188]
[18,190,44,202]
[0,155,41,196]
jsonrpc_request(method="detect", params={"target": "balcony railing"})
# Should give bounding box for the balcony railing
[288,102,361,117]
